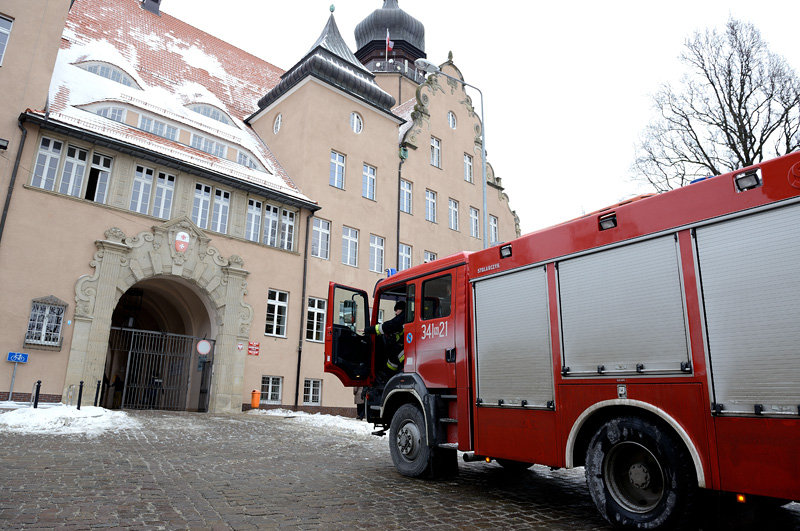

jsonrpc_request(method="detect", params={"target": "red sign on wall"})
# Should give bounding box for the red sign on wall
[247,341,260,356]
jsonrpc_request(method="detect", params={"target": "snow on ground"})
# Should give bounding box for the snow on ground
[0,403,141,437]
[248,408,376,439]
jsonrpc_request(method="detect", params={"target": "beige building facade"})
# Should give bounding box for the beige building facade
[0,0,518,415]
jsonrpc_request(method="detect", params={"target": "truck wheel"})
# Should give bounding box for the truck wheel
[585,416,697,529]
[389,404,431,477]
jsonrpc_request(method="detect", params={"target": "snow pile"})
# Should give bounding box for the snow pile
[249,408,375,438]
[0,404,141,437]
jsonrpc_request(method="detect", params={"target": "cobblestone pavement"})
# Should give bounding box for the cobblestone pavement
[0,410,798,530]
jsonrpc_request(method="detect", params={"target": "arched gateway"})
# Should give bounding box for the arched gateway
[63,217,253,414]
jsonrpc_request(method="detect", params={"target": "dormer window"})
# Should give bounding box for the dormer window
[78,61,140,88]
[189,104,233,126]
[237,152,263,171]
[96,106,125,122]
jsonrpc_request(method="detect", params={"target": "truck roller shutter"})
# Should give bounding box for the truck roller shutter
[473,266,554,407]
[696,203,800,416]
[558,235,690,376]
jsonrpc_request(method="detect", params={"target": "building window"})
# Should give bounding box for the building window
[79,61,139,88]
[362,164,376,200]
[350,112,363,134]
[260,376,282,404]
[342,226,358,267]
[153,172,174,220]
[448,111,457,129]
[306,297,326,342]
[31,137,63,191]
[58,145,88,198]
[430,136,441,168]
[303,379,322,406]
[192,183,212,229]
[140,115,178,141]
[96,107,125,122]
[25,298,66,347]
[86,153,112,203]
[280,209,295,251]
[263,204,280,247]
[400,179,412,214]
[330,150,345,189]
[448,199,459,231]
[399,243,412,271]
[191,133,226,158]
[424,251,437,263]
[237,152,260,171]
[311,218,330,259]
[246,199,262,242]
[266,289,289,337]
[370,234,384,273]
[130,165,154,214]
[490,215,499,245]
[188,103,232,125]
[210,188,230,234]
[464,154,474,183]
[0,16,12,66]
[273,113,282,134]
[470,207,480,238]
[425,190,437,223]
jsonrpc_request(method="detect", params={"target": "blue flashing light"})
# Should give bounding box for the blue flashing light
[385,268,398,277]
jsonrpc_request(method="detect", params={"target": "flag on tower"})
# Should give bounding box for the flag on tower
[386,29,394,52]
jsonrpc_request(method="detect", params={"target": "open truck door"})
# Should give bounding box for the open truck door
[325,282,373,386]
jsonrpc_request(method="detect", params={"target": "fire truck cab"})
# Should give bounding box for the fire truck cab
[325,152,800,529]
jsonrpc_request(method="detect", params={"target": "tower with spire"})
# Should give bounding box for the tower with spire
[355,0,426,77]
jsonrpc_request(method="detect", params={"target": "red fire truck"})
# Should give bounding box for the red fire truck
[324,152,800,528]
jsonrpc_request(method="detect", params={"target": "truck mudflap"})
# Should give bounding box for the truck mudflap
[368,372,450,447]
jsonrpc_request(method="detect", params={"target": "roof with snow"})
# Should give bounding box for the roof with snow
[45,0,316,208]
[253,14,396,115]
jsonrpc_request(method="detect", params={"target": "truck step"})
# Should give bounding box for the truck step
[438,443,458,450]
[440,394,457,400]
[439,417,457,424]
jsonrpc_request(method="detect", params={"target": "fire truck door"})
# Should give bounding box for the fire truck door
[413,273,456,388]
[324,282,372,387]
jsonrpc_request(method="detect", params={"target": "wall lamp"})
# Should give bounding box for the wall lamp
[0,138,9,150]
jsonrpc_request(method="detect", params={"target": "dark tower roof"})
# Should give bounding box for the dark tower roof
[254,13,395,114]
[354,0,426,67]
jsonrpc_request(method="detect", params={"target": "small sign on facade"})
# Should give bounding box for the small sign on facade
[247,341,260,356]
[7,352,28,363]
[196,340,212,356]
[175,231,190,253]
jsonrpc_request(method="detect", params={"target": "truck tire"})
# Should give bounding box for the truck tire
[389,403,432,477]
[585,416,697,529]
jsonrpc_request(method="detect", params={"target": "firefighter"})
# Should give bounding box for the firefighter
[365,300,406,381]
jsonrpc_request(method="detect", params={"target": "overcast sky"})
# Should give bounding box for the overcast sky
[164,0,800,235]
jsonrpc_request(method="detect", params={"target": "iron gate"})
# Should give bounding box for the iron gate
[108,327,215,411]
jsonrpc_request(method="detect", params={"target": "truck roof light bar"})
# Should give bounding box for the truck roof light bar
[734,168,762,192]
[499,244,512,259]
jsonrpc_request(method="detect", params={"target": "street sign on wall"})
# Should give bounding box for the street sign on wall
[7,352,28,363]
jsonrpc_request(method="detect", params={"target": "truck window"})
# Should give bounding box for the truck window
[421,274,451,320]
[375,284,415,324]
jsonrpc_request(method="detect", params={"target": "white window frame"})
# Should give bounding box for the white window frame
[246,199,263,242]
[59,145,88,198]
[260,376,283,404]
[490,215,499,245]
[265,289,289,338]
[263,204,280,247]
[87,153,112,204]
[303,378,322,406]
[399,243,412,271]
[311,218,330,259]
[130,165,154,215]
[470,207,480,238]
[280,209,295,251]
[210,188,230,234]
[31,137,62,191]
[25,299,66,347]
[140,115,178,141]
[448,111,457,129]
[191,133,227,158]
[448,198,459,231]
[273,113,282,134]
[400,179,412,214]
[192,183,212,229]
[425,189,437,223]
[153,172,175,220]
[342,226,359,267]
[306,297,326,343]
[0,15,13,66]
[430,136,441,168]
[362,163,376,200]
[330,150,345,189]
[424,251,437,263]
[80,61,138,88]
[237,152,260,170]
[464,153,474,183]
[189,103,232,125]
[96,107,125,122]
[350,112,363,134]
[369,234,384,273]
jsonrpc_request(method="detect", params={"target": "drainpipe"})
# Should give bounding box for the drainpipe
[396,148,407,268]
[0,119,28,247]
[293,211,314,409]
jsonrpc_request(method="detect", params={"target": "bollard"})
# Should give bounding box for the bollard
[94,379,101,407]
[250,389,260,409]
[33,380,41,408]
[77,380,84,410]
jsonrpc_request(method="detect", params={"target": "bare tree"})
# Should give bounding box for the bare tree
[634,19,800,192]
